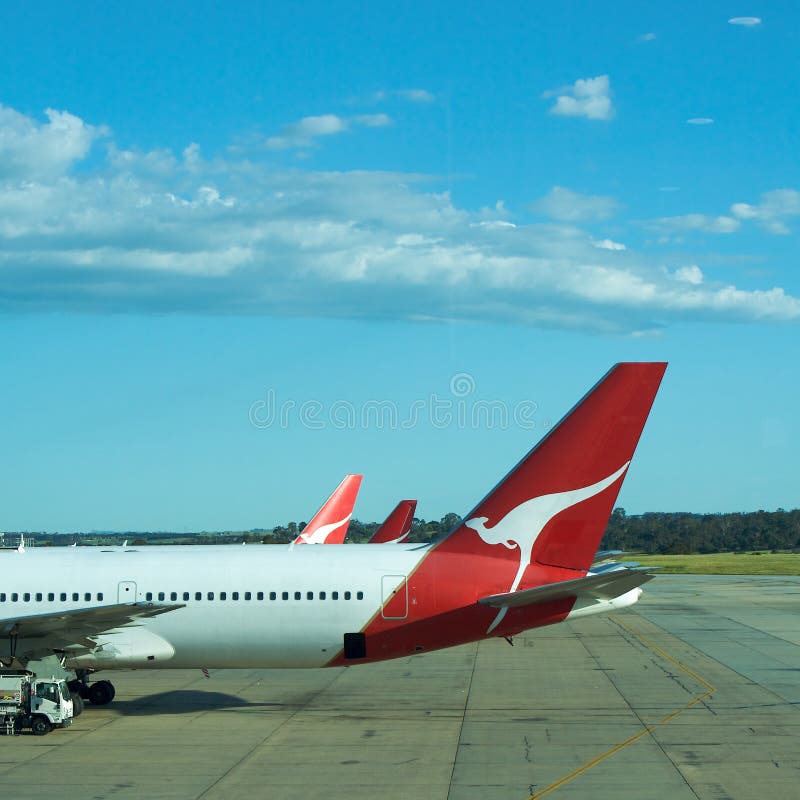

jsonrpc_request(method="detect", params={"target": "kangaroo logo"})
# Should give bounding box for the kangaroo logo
[465,462,629,632]
[299,514,352,544]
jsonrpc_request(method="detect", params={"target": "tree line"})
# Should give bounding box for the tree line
[221,507,800,552]
[272,507,800,553]
[6,508,800,552]
[269,513,462,544]
[600,508,800,554]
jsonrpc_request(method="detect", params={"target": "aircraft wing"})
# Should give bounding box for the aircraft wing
[0,603,183,660]
[478,569,654,609]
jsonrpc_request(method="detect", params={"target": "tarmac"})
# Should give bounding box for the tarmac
[1,574,798,800]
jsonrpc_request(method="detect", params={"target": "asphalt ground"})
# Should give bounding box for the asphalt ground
[1,575,797,800]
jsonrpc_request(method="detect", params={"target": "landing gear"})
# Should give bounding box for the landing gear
[87,680,115,706]
[67,676,89,700]
[2,625,19,668]
[68,672,116,707]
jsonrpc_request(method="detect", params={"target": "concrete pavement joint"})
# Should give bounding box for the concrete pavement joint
[446,641,479,800]
[527,615,715,800]
[194,667,347,800]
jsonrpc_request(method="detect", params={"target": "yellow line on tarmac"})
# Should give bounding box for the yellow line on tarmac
[527,616,715,800]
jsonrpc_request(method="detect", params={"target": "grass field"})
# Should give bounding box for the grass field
[631,552,800,575]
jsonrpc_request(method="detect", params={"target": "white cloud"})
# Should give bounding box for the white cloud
[674,265,704,285]
[265,113,391,150]
[534,186,618,222]
[638,32,656,42]
[647,214,741,234]
[372,88,435,104]
[0,104,107,179]
[266,114,347,149]
[687,117,714,125]
[730,202,757,219]
[0,103,798,333]
[728,17,761,27]
[396,89,435,103]
[545,75,613,121]
[593,238,626,251]
[730,189,800,234]
[108,144,177,177]
[354,113,392,127]
[183,142,202,171]
[648,190,800,238]
[474,220,516,230]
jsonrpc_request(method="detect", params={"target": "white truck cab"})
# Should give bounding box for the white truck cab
[0,671,73,735]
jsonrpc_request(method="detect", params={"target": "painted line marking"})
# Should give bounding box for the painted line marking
[527,615,715,800]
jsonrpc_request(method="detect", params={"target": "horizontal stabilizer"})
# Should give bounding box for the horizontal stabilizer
[478,569,654,609]
[590,560,642,574]
[592,550,625,566]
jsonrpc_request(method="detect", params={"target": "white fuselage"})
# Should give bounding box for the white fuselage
[1,544,429,670]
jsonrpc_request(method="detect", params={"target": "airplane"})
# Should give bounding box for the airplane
[0,362,666,710]
[291,474,362,544]
[367,500,417,544]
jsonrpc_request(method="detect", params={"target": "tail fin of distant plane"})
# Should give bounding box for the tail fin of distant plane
[438,363,666,584]
[293,474,363,545]
[368,500,417,544]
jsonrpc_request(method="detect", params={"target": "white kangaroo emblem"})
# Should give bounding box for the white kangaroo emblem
[299,514,352,544]
[465,462,629,632]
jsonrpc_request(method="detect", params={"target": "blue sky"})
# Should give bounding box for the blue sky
[0,2,797,531]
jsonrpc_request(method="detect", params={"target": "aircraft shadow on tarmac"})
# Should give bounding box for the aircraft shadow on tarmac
[108,690,291,715]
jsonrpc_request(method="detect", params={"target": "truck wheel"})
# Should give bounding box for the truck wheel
[71,693,84,716]
[31,716,51,736]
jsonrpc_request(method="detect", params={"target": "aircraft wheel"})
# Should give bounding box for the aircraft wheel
[68,679,91,700]
[31,715,52,736]
[70,693,84,716]
[87,681,114,706]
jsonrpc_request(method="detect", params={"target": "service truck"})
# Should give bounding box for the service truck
[0,671,73,735]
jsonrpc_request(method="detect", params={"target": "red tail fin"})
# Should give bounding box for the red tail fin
[326,365,665,665]
[444,363,666,580]
[293,474,363,545]
[369,500,417,543]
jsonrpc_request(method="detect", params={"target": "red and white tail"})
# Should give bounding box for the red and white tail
[327,364,666,665]
[368,500,417,544]
[436,363,666,583]
[293,474,363,545]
